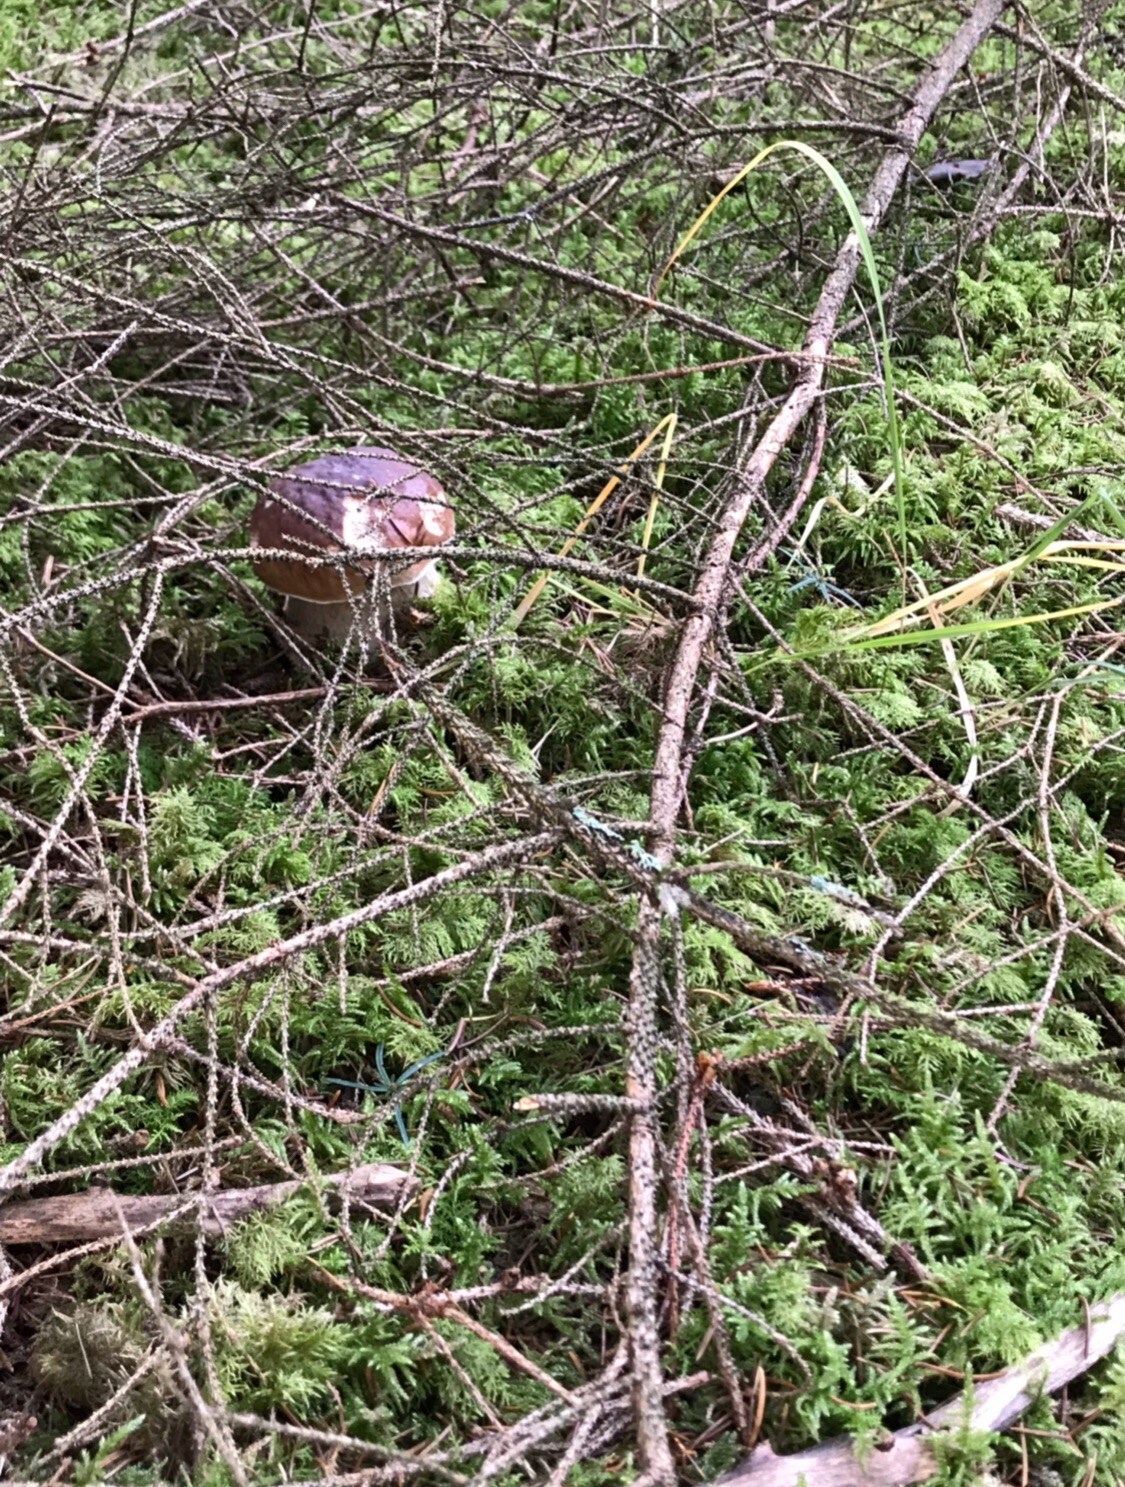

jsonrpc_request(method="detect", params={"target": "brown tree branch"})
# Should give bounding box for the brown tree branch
[623,1,1007,1478]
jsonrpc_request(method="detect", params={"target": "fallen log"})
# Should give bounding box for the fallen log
[717,1292,1125,1487]
[0,1163,414,1244]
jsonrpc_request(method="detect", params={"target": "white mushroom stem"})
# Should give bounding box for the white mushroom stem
[282,561,441,639]
[408,559,441,600]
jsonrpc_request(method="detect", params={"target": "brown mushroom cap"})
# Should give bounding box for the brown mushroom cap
[248,447,454,604]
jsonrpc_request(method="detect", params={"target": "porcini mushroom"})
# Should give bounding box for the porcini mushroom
[248,447,454,639]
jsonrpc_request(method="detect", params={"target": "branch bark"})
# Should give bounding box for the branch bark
[623,1,1007,1477]
[0,1163,414,1244]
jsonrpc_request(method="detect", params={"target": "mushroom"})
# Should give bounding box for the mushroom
[248,447,454,640]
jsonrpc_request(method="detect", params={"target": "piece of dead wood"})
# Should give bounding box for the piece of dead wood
[0,1163,414,1244]
[716,1291,1125,1487]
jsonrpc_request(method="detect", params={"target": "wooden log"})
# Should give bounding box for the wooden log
[718,1292,1125,1487]
[0,1163,414,1244]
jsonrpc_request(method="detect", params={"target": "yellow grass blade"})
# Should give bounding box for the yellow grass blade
[637,412,677,579]
[654,146,778,298]
[842,593,1125,651]
[850,561,1019,638]
[853,535,1125,642]
[510,413,679,628]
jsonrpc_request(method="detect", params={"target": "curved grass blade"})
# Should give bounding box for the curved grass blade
[655,140,907,558]
[511,412,679,627]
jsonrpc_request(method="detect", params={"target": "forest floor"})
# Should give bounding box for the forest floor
[5,2,1125,1484]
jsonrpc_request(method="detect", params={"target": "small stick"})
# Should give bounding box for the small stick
[995,503,1106,546]
[120,680,393,725]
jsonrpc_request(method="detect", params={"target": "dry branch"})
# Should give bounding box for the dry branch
[0,1163,414,1244]
[0,2,1113,1480]
[718,1292,1125,1487]
[995,503,1106,545]
[622,1,1006,1477]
